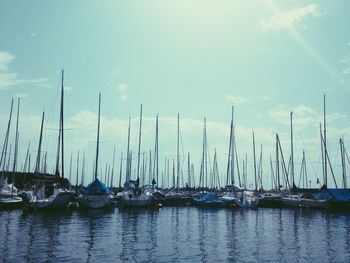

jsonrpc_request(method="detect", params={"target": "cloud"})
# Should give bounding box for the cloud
[30,32,36,37]
[269,104,317,127]
[119,94,128,102]
[117,83,127,93]
[226,95,247,105]
[0,51,15,71]
[116,83,128,102]
[64,85,73,92]
[14,93,27,98]
[269,104,346,129]
[340,55,350,74]
[261,4,320,31]
[259,96,270,101]
[0,50,51,90]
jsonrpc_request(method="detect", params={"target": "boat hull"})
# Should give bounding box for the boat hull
[281,198,329,209]
[25,191,73,211]
[258,198,284,208]
[0,196,23,210]
[77,194,114,210]
[233,198,260,208]
[162,196,192,206]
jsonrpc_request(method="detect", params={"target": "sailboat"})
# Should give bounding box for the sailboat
[24,70,73,211]
[77,93,114,209]
[119,105,159,208]
[163,114,192,206]
[0,176,23,209]
[0,98,23,209]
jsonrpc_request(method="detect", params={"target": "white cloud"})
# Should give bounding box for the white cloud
[30,32,36,37]
[0,51,15,71]
[117,83,127,93]
[340,55,350,74]
[270,104,317,127]
[0,50,51,90]
[116,83,128,102]
[226,95,247,105]
[64,86,73,92]
[261,4,320,31]
[14,93,27,98]
[119,94,128,102]
[269,104,346,130]
[259,96,270,101]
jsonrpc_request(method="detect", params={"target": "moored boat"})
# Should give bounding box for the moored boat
[258,191,283,208]
[23,182,72,211]
[281,193,329,209]
[119,180,157,208]
[76,93,114,210]
[77,178,114,209]
[233,190,260,208]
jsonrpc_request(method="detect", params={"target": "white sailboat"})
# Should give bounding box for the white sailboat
[24,70,73,211]
[119,105,156,208]
[0,176,23,209]
[0,98,23,209]
[77,93,114,209]
[281,193,329,209]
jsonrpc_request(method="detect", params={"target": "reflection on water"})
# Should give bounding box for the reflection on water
[0,208,350,262]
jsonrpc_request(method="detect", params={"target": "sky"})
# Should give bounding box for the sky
[0,0,350,189]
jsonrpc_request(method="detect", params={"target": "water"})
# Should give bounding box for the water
[0,207,350,262]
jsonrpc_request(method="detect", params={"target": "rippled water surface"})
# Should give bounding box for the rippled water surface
[0,207,350,262]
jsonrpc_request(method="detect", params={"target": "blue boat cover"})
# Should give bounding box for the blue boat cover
[81,178,111,195]
[194,192,221,202]
[314,188,350,202]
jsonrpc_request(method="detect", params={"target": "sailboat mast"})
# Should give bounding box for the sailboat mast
[94,93,101,180]
[323,94,327,186]
[111,146,116,188]
[226,111,233,186]
[76,150,79,186]
[290,112,294,187]
[12,98,20,173]
[35,111,45,173]
[187,152,191,187]
[204,118,208,188]
[61,70,65,178]
[137,105,143,180]
[81,151,85,186]
[253,131,257,191]
[153,115,159,184]
[119,152,123,188]
[177,113,180,189]
[231,107,235,186]
[0,98,14,170]
[23,141,30,172]
[126,117,131,182]
[55,70,64,177]
[69,153,73,183]
[276,134,280,190]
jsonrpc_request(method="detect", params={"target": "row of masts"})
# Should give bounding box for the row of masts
[1,71,349,190]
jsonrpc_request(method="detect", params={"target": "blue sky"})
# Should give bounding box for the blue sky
[1,0,350,188]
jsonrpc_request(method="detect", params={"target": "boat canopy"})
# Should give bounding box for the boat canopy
[81,178,111,195]
[314,188,350,202]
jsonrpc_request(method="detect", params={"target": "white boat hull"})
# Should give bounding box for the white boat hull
[25,191,73,210]
[119,191,154,207]
[0,196,23,209]
[282,197,329,209]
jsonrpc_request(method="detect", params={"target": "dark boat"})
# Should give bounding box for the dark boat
[258,192,284,208]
